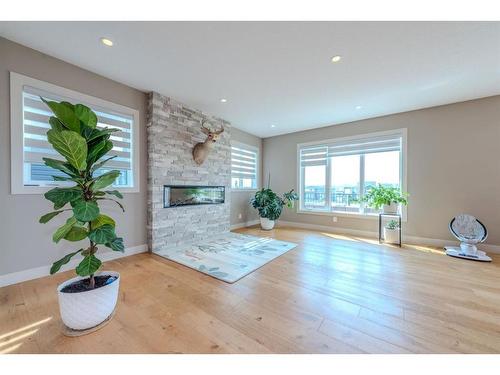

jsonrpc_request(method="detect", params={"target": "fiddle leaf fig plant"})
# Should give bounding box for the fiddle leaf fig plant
[39,98,125,289]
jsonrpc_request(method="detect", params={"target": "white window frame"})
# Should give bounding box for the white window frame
[296,128,408,221]
[10,72,140,194]
[231,141,260,192]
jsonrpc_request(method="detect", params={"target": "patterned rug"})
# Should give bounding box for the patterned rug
[155,232,297,283]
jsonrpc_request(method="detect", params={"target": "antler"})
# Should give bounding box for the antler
[200,120,211,135]
[200,120,224,135]
[213,124,224,135]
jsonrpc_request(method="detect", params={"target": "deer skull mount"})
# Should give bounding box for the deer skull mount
[192,120,225,165]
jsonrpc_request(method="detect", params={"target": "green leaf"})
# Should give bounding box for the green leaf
[106,237,124,252]
[47,129,88,171]
[91,155,117,172]
[72,200,100,222]
[75,104,98,128]
[41,98,80,132]
[87,127,119,143]
[48,116,65,132]
[50,249,82,275]
[91,214,116,229]
[87,140,113,166]
[105,190,123,199]
[81,126,102,141]
[43,157,79,177]
[53,217,77,243]
[88,224,116,244]
[92,170,120,191]
[39,210,65,224]
[64,225,88,242]
[76,254,102,276]
[44,187,82,208]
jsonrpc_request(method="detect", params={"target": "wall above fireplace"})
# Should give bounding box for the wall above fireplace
[147,92,231,252]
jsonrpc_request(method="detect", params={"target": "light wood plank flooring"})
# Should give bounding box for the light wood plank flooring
[1,226,500,354]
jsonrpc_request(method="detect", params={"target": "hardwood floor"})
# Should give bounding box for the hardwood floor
[1,225,500,354]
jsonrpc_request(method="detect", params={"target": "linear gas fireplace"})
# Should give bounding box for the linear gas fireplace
[163,185,225,208]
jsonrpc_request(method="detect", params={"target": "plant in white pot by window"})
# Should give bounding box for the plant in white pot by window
[384,220,400,244]
[38,98,125,331]
[250,188,298,230]
[360,184,408,214]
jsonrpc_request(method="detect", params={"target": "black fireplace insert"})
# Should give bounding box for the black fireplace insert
[163,185,225,208]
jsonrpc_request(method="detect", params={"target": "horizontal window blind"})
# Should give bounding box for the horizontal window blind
[22,86,134,186]
[328,134,401,157]
[299,134,401,166]
[231,145,257,180]
[299,146,328,167]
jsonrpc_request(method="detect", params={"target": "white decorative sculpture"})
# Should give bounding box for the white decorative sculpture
[445,214,491,262]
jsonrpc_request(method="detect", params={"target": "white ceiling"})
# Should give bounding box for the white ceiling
[1,22,499,138]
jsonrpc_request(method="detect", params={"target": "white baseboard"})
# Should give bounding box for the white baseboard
[230,219,260,230]
[277,220,500,254]
[0,244,148,288]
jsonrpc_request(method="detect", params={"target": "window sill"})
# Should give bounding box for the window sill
[297,209,378,220]
[296,208,407,222]
[231,188,259,193]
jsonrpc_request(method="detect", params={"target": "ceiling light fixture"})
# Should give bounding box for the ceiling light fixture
[331,55,342,63]
[355,105,362,110]
[270,124,276,128]
[220,98,227,103]
[100,37,114,47]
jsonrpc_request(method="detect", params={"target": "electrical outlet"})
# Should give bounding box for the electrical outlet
[332,216,338,223]
[238,213,243,220]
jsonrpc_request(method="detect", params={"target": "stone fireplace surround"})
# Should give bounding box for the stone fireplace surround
[147,92,231,253]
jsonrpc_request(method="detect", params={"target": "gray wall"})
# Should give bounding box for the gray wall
[264,96,500,246]
[0,38,148,275]
[147,92,231,252]
[230,127,263,226]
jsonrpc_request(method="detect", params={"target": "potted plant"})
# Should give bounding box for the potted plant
[250,188,298,230]
[360,184,408,214]
[384,220,400,244]
[38,98,125,331]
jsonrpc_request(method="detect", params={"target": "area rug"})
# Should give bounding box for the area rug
[155,232,297,283]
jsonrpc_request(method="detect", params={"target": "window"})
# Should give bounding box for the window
[10,72,140,194]
[298,129,406,217]
[231,142,259,190]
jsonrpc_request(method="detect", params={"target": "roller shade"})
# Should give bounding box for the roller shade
[231,145,257,180]
[22,86,134,184]
[300,146,328,167]
[300,134,401,166]
[328,134,401,157]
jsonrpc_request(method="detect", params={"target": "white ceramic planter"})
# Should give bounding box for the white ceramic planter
[260,217,275,230]
[383,227,400,244]
[57,271,120,330]
[382,202,399,214]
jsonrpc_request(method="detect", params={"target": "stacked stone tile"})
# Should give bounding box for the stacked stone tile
[147,92,231,252]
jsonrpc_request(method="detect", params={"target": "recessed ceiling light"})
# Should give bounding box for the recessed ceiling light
[355,105,362,110]
[270,124,276,128]
[100,37,114,47]
[331,55,342,63]
[220,98,227,103]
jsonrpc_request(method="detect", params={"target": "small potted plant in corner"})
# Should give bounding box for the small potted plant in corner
[38,98,125,332]
[384,220,400,244]
[360,184,408,214]
[250,188,298,230]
